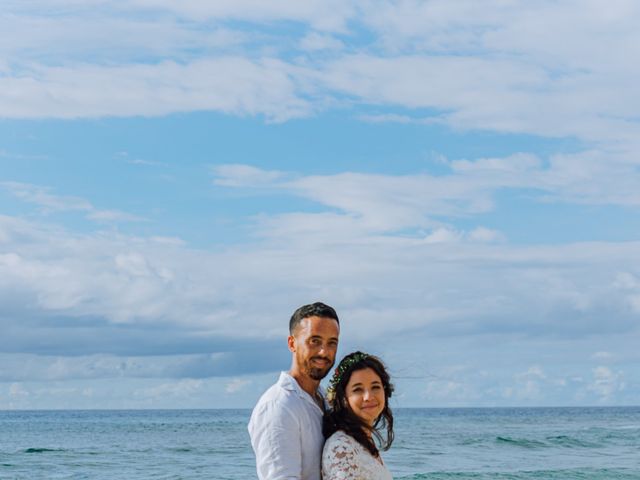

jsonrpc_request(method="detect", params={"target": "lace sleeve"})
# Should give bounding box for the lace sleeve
[322,432,363,480]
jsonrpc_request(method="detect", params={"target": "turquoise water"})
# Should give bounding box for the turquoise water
[1,407,638,479]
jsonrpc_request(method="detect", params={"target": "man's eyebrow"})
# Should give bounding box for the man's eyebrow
[309,335,339,341]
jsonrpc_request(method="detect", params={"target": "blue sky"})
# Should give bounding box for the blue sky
[1,0,639,409]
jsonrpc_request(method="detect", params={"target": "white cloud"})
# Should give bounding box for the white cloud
[1,182,144,223]
[126,159,167,167]
[0,59,311,122]
[505,366,554,402]
[613,272,640,314]
[129,0,356,31]
[0,0,638,159]
[592,351,613,361]
[0,12,248,64]
[134,379,204,398]
[1,182,92,212]
[9,383,29,397]
[423,228,461,244]
[3,1,639,408]
[212,164,288,188]
[2,205,639,406]
[87,210,145,223]
[212,153,640,241]
[225,378,251,394]
[300,32,345,51]
[320,54,640,150]
[468,227,505,243]
[0,352,284,382]
[588,366,625,401]
[516,366,547,381]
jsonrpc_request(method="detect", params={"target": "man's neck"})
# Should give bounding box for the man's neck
[289,368,320,398]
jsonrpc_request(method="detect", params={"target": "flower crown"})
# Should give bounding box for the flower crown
[326,351,370,403]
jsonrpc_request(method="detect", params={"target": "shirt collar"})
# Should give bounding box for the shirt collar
[279,371,327,412]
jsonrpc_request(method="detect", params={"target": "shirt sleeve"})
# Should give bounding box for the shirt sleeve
[249,400,302,480]
[322,434,361,480]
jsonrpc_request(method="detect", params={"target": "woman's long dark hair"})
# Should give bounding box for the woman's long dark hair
[323,351,394,457]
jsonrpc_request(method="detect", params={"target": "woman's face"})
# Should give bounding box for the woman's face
[345,367,385,426]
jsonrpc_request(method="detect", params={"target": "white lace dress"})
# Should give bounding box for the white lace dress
[322,430,392,480]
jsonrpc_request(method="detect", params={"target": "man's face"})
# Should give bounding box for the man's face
[289,316,340,381]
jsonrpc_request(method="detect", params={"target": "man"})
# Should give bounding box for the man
[248,302,340,480]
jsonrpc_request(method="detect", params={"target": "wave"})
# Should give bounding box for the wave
[23,448,65,454]
[495,436,548,449]
[545,435,600,448]
[398,467,640,479]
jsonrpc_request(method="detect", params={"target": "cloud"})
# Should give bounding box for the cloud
[212,153,640,241]
[129,0,356,31]
[0,59,311,121]
[212,164,288,188]
[134,379,204,399]
[0,10,248,65]
[0,0,637,158]
[2,182,93,212]
[421,366,482,405]
[468,227,505,243]
[87,210,145,223]
[500,365,575,403]
[588,366,625,401]
[300,32,345,52]
[592,351,613,361]
[2,208,640,357]
[125,158,168,167]
[9,383,29,397]
[516,366,547,381]
[1,182,145,223]
[320,53,640,150]
[3,158,639,364]
[225,378,251,394]
[2,1,639,408]
[0,351,288,383]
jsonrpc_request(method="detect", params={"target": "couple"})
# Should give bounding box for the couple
[248,302,394,480]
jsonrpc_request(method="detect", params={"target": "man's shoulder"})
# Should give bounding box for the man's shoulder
[250,374,305,417]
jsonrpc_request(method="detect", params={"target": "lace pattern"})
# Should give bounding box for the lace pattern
[322,430,393,480]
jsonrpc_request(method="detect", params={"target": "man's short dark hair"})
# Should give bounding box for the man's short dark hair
[289,302,339,334]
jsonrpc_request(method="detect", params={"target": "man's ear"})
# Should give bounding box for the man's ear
[287,335,296,353]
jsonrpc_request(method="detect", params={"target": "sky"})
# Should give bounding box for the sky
[1,0,639,409]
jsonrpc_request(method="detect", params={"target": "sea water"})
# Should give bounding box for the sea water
[1,407,638,479]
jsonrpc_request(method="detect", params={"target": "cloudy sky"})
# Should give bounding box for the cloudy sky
[1,0,639,409]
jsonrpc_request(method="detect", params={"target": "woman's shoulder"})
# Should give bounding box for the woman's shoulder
[322,430,392,480]
[325,430,357,445]
[323,430,360,455]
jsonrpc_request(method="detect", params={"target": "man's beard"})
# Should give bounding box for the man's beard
[305,359,333,380]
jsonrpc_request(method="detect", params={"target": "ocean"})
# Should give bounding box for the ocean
[1,407,638,479]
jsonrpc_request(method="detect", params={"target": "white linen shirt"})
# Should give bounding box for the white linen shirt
[248,371,326,480]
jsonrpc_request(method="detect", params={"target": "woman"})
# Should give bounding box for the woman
[322,351,394,480]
